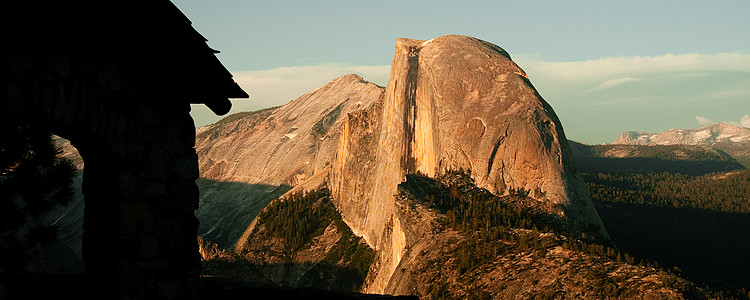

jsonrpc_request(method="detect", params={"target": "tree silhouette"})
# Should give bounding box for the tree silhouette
[0,120,76,272]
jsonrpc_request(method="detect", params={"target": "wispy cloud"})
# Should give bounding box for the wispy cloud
[191,64,389,127]
[517,52,750,102]
[695,114,750,128]
[732,114,750,128]
[695,116,715,126]
[517,53,750,81]
[514,53,750,105]
[584,77,641,93]
[230,64,389,111]
[514,52,750,142]
[191,53,750,144]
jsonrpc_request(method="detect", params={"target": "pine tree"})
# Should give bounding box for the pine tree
[0,120,76,271]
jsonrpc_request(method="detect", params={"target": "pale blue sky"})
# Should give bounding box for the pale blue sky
[174,0,750,144]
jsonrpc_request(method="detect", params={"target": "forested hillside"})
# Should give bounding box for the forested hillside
[384,171,709,299]
[587,170,750,213]
[574,142,750,296]
[199,188,375,293]
[570,141,745,175]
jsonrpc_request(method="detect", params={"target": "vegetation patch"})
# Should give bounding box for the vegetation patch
[586,169,750,296]
[257,188,338,252]
[586,170,750,213]
[204,187,375,292]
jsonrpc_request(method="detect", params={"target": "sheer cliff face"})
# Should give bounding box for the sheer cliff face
[330,35,606,293]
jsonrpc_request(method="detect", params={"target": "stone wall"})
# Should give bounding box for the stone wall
[2,51,203,298]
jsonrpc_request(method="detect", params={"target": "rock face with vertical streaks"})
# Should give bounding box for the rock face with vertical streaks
[329,35,607,293]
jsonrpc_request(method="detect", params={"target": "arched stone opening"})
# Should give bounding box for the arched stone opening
[0,120,84,274]
[2,2,247,298]
[1,61,204,298]
[45,135,85,270]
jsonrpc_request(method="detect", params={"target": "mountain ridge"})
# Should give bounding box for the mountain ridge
[613,123,750,168]
[614,123,750,146]
[194,74,384,248]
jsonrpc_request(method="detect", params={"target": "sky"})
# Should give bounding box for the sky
[173,0,750,144]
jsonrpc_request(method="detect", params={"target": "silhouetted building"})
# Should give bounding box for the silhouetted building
[1,1,247,298]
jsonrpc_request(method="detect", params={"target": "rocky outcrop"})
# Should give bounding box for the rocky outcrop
[330,35,607,293]
[195,74,383,248]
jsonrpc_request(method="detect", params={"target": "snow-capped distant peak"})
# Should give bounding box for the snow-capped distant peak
[614,123,750,146]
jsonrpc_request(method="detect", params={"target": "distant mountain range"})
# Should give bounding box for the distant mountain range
[611,123,750,168]
[614,123,750,146]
